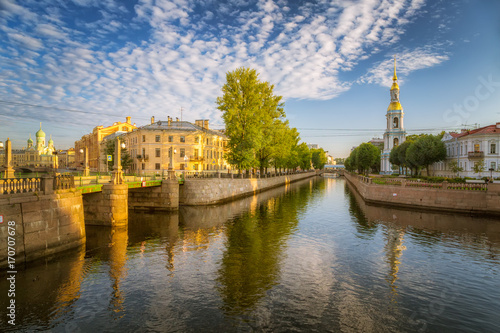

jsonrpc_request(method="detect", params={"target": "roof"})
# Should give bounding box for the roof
[447,123,500,139]
[140,120,226,137]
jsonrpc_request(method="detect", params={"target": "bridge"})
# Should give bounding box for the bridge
[0,170,317,268]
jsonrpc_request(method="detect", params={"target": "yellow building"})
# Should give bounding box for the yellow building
[75,117,137,172]
[116,117,228,175]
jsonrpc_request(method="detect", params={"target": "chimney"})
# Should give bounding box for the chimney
[168,116,172,126]
[195,120,203,127]
[151,116,155,124]
[203,119,209,129]
[126,116,131,124]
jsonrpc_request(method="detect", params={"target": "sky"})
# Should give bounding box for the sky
[0,0,499,157]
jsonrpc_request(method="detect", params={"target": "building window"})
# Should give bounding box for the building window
[155,135,161,142]
[155,163,160,170]
[180,163,185,170]
[142,163,145,170]
[142,148,146,156]
[155,148,160,157]
[180,136,185,143]
[168,136,173,142]
[194,164,199,170]
[142,135,146,142]
[207,138,209,145]
[180,148,185,157]
[491,162,496,170]
[393,138,399,147]
[465,144,467,153]
[393,117,399,129]
[491,143,497,154]
[194,149,199,158]
[195,136,199,143]
[474,143,480,152]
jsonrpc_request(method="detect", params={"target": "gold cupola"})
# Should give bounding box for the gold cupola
[387,56,402,111]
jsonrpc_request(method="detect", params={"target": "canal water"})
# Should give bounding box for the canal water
[1,177,499,332]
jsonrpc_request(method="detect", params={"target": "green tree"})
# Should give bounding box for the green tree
[216,67,284,173]
[105,139,133,172]
[311,148,327,169]
[449,160,464,177]
[406,134,446,176]
[296,142,311,170]
[472,159,486,176]
[355,143,380,175]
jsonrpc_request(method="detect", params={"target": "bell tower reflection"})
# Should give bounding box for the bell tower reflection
[384,225,406,302]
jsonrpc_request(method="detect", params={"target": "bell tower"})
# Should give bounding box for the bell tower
[381,56,406,174]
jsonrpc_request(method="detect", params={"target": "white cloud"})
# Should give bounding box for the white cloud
[0,0,452,133]
[359,46,450,87]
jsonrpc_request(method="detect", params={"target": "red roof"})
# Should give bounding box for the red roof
[449,123,500,138]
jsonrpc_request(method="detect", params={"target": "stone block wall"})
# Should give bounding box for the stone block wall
[129,180,179,211]
[0,190,85,268]
[82,184,128,227]
[344,172,500,216]
[179,171,316,206]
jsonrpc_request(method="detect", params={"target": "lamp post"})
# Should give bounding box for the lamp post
[2,138,15,178]
[111,138,125,184]
[79,147,89,176]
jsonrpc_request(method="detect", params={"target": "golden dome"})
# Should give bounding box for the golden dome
[387,102,403,111]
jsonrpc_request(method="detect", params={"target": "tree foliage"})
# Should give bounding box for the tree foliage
[217,67,314,173]
[311,148,327,169]
[346,142,381,175]
[105,139,133,172]
[406,134,446,176]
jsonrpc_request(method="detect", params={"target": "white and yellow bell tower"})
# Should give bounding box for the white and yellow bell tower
[381,56,406,174]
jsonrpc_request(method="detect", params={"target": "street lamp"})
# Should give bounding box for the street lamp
[79,147,89,176]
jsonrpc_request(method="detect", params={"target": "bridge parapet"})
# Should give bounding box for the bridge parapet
[1,175,76,195]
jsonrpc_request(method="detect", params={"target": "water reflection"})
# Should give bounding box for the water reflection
[0,246,86,332]
[217,177,324,316]
[85,226,129,317]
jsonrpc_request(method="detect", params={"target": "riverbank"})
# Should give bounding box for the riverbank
[344,171,500,217]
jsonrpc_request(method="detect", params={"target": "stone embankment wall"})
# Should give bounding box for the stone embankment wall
[344,172,500,216]
[0,190,85,268]
[129,180,179,211]
[179,171,316,205]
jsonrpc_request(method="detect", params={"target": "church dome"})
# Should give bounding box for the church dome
[48,137,54,144]
[27,135,33,144]
[36,127,45,138]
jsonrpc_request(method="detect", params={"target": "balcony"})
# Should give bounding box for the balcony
[190,156,204,162]
[136,154,149,161]
[468,151,484,159]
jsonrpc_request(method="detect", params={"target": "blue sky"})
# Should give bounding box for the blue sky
[1,0,499,157]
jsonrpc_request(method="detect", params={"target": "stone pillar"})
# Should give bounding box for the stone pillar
[4,138,15,179]
[84,184,128,227]
[41,176,54,195]
[83,147,90,176]
[111,139,124,184]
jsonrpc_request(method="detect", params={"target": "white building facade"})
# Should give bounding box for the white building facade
[381,58,406,174]
[432,123,500,178]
